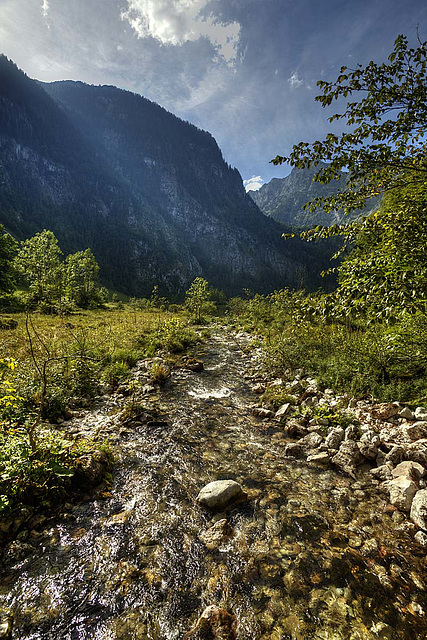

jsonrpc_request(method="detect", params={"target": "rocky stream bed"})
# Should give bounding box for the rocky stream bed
[1,328,427,639]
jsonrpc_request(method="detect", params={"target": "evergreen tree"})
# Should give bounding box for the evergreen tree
[0,225,17,294]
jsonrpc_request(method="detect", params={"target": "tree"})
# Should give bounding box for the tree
[272,35,427,217]
[336,178,427,320]
[66,248,101,308]
[185,277,214,323]
[0,225,17,294]
[14,230,64,306]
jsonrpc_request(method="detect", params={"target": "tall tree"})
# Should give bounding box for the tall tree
[66,248,100,308]
[0,225,17,294]
[14,230,64,305]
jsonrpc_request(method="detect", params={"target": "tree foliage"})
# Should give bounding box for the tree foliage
[14,230,64,306]
[185,277,213,323]
[272,34,427,216]
[66,248,100,309]
[0,225,17,294]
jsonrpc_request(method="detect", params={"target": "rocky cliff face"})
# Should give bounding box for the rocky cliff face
[0,56,330,296]
[251,164,378,227]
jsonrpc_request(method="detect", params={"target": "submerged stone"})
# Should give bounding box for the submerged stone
[197,480,243,510]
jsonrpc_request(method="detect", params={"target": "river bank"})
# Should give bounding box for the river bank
[1,327,427,639]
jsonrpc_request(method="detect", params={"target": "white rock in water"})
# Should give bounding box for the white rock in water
[384,477,417,511]
[415,407,427,421]
[197,480,243,510]
[411,489,427,530]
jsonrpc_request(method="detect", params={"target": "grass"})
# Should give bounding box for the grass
[0,305,201,522]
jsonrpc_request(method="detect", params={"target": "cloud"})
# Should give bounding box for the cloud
[121,0,241,63]
[41,0,49,18]
[243,175,264,192]
[288,70,303,89]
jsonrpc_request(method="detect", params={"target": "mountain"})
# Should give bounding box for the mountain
[0,56,332,296]
[251,164,379,227]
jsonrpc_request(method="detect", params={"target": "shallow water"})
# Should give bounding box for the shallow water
[1,330,427,639]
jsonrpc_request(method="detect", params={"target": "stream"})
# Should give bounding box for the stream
[1,330,427,639]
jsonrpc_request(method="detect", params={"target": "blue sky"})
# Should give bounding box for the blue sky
[1,0,426,190]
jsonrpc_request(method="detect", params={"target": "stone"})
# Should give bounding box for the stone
[415,407,427,421]
[301,432,323,448]
[200,519,233,550]
[331,441,364,477]
[405,444,427,466]
[186,606,237,639]
[251,383,265,394]
[370,464,393,481]
[0,616,12,640]
[357,441,379,460]
[73,450,110,487]
[403,421,427,441]
[384,445,405,465]
[360,429,380,447]
[284,443,306,458]
[399,407,415,420]
[197,480,243,510]
[325,427,345,450]
[415,530,427,546]
[410,489,427,530]
[383,477,418,511]
[344,425,359,441]
[374,402,400,420]
[275,403,292,419]
[252,407,275,419]
[392,461,425,481]
[306,451,330,465]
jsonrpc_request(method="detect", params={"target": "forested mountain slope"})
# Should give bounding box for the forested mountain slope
[0,56,331,295]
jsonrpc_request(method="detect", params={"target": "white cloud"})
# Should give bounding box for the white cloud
[41,0,49,18]
[243,175,264,192]
[288,70,303,89]
[121,0,240,63]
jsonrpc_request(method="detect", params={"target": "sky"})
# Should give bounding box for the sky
[1,0,426,190]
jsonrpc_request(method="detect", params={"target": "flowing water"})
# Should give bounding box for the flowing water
[1,330,427,639]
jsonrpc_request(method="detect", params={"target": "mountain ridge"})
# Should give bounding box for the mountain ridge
[0,55,332,296]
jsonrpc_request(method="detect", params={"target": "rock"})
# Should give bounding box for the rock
[200,519,233,550]
[186,605,237,639]
[379,424,409,445]
[325,427,345,450]
[344,425,359,441]
[392,461,425,481]
[384,445,405,465]
[410,489,427,530]
[252,407,275,419]
[403,421,427,441]
[358,441,379,460]
[251,383,265,394]
[74,450,110,487]
[197,480,243,510]
[283,421,307,438]
[331,441,364,477]
[383,477,418,511]
[415,406,427,421]
[306,451,330,465]
[399,406,415,420]
[0,616,12,640]
[181,357,204,372]
[370,464,393,481]
[360,429,380,447]
[301,433,323,448]
[374,402,400,420]
[415,530,427,546]
[284,443,306,458]
[360,538,379,556]
[405,443,427,465]
[275,403,292,419]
